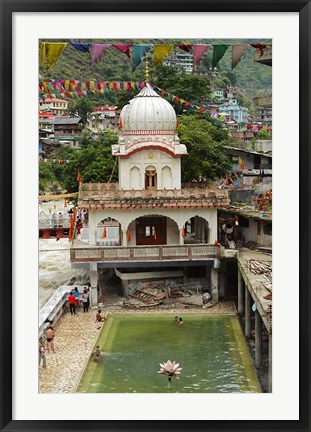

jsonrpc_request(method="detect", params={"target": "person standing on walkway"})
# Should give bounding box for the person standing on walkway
[68,291,76,315]
[73,287,80,308]
[39,338,46,368]
[45,324,55,353]
[82,288,89,312]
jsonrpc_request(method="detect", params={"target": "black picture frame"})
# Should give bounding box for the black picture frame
[0,1,310,431]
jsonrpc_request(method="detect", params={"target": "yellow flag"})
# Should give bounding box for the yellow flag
[45,43,67,68]
[154,44,174,66]
[40,43,46,66]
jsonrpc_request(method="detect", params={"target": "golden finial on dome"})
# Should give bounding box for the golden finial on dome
[145,61,149,83]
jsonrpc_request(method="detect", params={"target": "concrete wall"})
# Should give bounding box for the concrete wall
[240,219,258,244]
[257,221,272,247]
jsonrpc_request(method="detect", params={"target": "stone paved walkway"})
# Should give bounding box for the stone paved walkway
[39,301,236,393]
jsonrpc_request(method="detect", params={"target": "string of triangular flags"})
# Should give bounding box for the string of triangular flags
[40,42,271,70]
[38,80,272,131]
[39,157,71,163]
[39,80,146,99]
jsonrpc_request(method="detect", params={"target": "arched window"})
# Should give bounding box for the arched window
[145,166,157,190]
[161,166,172,189]
[130,166,141,189]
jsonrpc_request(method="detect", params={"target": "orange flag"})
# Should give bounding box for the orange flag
[225,173,229,186]
[181,227,185,237]
[154,228,157,240]
[102,227,107,239]
[77,171,82,183]
[127,230,131,242]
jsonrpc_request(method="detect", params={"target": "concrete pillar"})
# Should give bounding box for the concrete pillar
[121,279,129,298]
[238,269,244,316]
[89,262,98,306]
[245,286,252,338]
[122,229,128,246]
[268,333,272,392]
[88,214,97,245]
[255,310,262,368]
[210,267,219,302]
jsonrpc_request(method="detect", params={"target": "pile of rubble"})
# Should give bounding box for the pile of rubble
[124,285,215,309]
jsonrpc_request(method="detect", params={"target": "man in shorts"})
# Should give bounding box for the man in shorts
[45,325,55,353]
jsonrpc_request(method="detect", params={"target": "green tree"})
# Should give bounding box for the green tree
[53,130,119,192]
[150,65,211,114]
[39,162,58,192]
[68,97,95,123]
[177,114,232,182]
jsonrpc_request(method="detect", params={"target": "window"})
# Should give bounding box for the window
[263,222,272,236]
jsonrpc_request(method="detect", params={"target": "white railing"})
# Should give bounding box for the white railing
[38,285,87,337]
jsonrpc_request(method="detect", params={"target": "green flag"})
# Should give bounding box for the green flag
[212,44,229,69]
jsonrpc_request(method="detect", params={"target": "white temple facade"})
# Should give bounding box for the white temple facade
[70,84,230,305]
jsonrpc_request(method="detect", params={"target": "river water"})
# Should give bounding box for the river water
[39,200,89,309]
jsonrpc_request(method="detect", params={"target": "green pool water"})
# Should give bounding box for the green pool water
[76,314,261,393]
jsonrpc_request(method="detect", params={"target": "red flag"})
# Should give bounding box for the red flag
[112,44,132,58]
[225,173,229,186]
[178,44,193,52]
[181,227,185,238]
[127,230,131,242]
[102,227,107,239]
[77,171,82,183]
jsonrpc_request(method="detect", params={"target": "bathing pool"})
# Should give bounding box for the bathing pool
[76,314,260,393]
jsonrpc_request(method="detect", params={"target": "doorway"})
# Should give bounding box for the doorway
[136,217,167,245]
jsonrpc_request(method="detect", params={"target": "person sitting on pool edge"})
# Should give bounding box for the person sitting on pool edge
[95,309,104,322]
[95,309,108,323]
[93,346,101,362]
[178,317,184,326]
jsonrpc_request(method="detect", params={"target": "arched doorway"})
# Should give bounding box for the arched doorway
[136,216,166,245]
[97,217,121,246]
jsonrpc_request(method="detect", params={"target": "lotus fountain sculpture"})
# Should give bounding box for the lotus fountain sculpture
[158,360,182,390]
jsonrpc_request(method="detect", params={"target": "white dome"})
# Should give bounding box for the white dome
[120,84,177,131]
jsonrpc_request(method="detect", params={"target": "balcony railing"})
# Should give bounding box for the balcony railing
[78,183,230,209]
[70,244,220,263]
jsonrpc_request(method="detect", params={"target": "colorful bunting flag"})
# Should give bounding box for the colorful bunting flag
[112,44,132,58]
[154,44,174,66]
[40,42,68,68]
[251,43,267,56]
[232,44,249,69]
[127,230,131,242]
[193,44,210,66]
[70,42,90,53]
[77,171,82,183]
[178,44,193,52]
[91,44,111,65]
[131,44,152,71]
[212,44,229,69]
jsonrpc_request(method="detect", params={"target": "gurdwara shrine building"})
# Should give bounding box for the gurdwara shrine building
[70,84,230,306]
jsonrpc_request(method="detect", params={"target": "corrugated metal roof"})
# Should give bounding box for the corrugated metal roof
[53,117,82,125]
